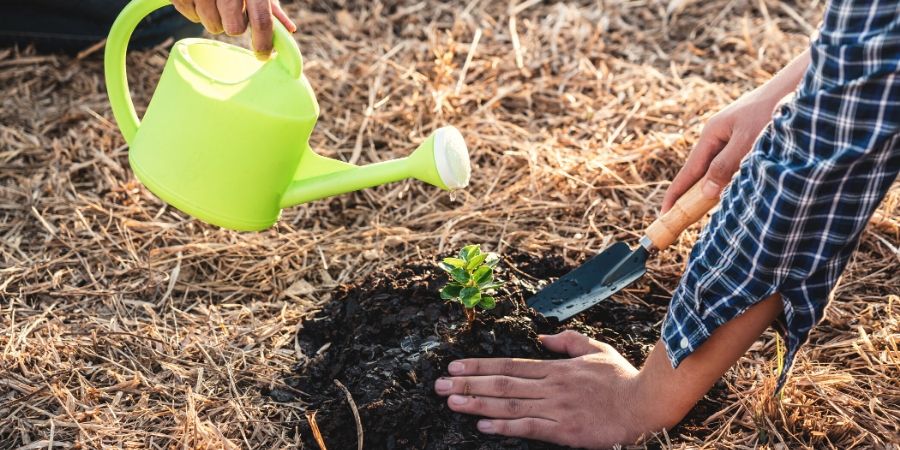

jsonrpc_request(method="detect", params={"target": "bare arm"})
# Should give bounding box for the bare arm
[634,294,784,431]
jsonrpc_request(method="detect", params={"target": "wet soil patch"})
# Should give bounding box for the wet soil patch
[281,253,729,449]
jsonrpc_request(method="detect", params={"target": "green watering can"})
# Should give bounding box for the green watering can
[105,0,471,231]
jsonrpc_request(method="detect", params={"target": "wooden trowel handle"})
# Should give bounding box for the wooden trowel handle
[644,180,720,251]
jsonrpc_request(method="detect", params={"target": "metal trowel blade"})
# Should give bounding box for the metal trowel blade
[526,242,649,321]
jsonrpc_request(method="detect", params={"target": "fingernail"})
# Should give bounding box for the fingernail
[450,395,468,405]
[477,420,495,434]
[702,179,722,198]
[255,51,271,61]
[448,361,464,375]
[435,378,452,392]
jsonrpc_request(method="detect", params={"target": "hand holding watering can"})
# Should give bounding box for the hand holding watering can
[105,0,471,231]
[168,0,297,58]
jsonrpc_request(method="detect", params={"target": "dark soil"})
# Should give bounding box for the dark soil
[279,253,729,449]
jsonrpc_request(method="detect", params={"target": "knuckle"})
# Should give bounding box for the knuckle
[555,397,574,411]
[252,10,273,29]
[523,418,540,437]
[493,376,512,395]
[560,330,580,341]
[683,158,707,176]
[708,157,731,179]
[562,422,583,437]
[500,359,516,374]
[706,113,727,128]
[551,379,567,391]
[224,21,245,36]
[505,398,522,415]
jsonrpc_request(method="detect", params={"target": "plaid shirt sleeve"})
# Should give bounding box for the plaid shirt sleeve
[662,0,900,389]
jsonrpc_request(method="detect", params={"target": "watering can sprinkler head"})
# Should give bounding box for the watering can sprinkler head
[411,126,471,191]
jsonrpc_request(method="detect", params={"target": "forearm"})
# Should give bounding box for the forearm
[752,49,811,103]
[632,294,784,429]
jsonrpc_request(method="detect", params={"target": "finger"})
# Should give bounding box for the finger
[477,418,559,441]
[447,358,551,379]
[246,0,274,58]
[661,125,727,213]
[172,0,201,22]
[701,135,751,198]
[271,0,297,32]
[434,376,544,398]
[217,0,248,35]
[447,395,548,420]
[539,330,606,357]
[194,0,224,34]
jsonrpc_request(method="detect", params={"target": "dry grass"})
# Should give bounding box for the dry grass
[1,0,898,448]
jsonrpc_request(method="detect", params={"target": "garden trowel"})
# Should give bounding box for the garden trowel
[527,180,720,321]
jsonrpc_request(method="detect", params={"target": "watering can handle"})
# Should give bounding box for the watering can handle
[104,0,303,145]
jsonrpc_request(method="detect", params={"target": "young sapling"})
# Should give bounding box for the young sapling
[438,244,504,324]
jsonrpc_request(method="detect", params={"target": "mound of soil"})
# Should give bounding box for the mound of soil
[280,253,728,449]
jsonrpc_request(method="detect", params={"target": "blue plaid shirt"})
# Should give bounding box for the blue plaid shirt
[662,0,900,389]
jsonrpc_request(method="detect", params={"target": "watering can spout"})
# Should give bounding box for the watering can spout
[280,126,471,208]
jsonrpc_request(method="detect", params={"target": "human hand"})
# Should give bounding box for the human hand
[171,0,298,58]
[434,331,672,448]
[661,88,781,213]
[662,49,812,213]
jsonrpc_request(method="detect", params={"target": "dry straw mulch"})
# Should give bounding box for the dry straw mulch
[2,0,898,448]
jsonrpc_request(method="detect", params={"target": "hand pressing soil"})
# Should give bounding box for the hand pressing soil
[275,253,728,449]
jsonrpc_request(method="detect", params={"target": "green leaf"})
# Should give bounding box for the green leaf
[438,262,454,273]
[473,266,492,285]
[450,268,470,284]
[441,284,463,300]
[479,296,496,310]
[459,244,481,261]
[442,257,466,269]
[484,253,500,268]
[460,286,481,308]
[466,253,487,270]
[481,282,504,292]
[461,296,480,308]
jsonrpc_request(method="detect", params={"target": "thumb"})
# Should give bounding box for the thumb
[540,331,606,357]
[700,137,748,199]
[662,127,726,214]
